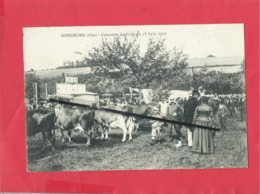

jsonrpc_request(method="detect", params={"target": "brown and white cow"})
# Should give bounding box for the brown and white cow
[54,105,94,146]
[26,109,56,151]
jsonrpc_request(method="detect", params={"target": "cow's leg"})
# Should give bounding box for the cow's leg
[100,128,108,140]
[89,126,96,138]
[98,122,105,140]
[101,129,105,140]
[122,128,127,142]
[121,121,127,142]
[94,122,103,139]
[128,129,133,141]
[85,132,91,147]
[104,122,110,140]
[127,118,134,141]
[47,131,56,151]
[101,123,109,140]
[86,136,91,147]
[52,128,56,137]
[104,128,109,140]
[67,131,72,143]
[60,126,66,144]
[78,117,92,147]
[41,132,47,151]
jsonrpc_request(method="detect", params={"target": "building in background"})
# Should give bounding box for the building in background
[50,75,99,107]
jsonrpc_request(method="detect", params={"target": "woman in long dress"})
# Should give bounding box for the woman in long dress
[192,96,214,154]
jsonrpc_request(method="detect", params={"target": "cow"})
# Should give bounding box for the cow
[130,104,153,130]
[26,109,56,151]
[107,104,153,131]
[94,110,129,142]
[131,104,152,115]
[54,105,94,147]
[95,104,137,142]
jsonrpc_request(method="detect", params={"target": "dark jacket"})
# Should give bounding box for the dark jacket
[166,102,182,120]
[183,97,199,124]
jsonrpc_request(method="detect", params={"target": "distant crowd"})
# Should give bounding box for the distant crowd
[99,93,246,122]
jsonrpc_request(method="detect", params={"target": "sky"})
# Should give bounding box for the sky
[23,24,245,71]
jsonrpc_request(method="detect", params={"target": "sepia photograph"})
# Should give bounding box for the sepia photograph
[24,24,247,172]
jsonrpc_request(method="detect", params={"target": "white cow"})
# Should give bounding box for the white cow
[94,109,136,142]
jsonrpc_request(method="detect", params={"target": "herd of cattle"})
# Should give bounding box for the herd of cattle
[26,103,151,151]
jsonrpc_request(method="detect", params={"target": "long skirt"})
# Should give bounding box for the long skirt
[192,120,214,154]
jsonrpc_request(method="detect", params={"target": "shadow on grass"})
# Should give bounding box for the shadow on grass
[27,114,248,171]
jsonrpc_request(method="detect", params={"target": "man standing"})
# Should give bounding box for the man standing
[183,90,200,147]
[225,97,233,117]
[216,99,230,132]
[150,106,164,145]
[166,97,183,147]
[239,96,246,121]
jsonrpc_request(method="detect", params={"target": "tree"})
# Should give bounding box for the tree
[86,36,189,93]
[190,68,246,94]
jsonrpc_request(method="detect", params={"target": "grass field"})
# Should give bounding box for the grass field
[34,67,92,78]
[27,113,247,172]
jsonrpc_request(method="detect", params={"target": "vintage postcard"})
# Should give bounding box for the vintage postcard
[23,24,247,171]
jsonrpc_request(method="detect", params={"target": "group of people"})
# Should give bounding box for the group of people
[100,96,146,107]
[149,90,238,154]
